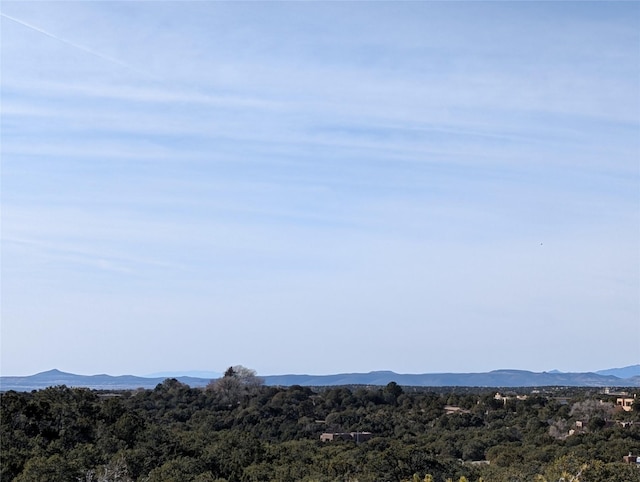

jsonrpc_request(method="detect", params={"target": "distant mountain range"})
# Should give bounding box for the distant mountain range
[0,369,212,392]
[1,365,639,391]
[596,365,640,379]
[145,370,222,379]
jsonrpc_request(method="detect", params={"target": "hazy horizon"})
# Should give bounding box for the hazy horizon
[2,2,638,377]
[3,363,640,379]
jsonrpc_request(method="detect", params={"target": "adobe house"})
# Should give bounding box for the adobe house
[616,396,636,412]
[320,432,373,442]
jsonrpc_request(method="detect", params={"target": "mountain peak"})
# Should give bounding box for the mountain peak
[37,369,67,375]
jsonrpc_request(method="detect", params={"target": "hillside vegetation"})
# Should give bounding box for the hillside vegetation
[2,374,639,481]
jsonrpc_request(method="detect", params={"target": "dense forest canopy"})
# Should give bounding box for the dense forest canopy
[2,375,639,481]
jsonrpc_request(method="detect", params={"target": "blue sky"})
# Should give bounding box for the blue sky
[1,1,638,377]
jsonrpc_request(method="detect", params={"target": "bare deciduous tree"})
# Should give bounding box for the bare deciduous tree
[207,365,263,404]
[569,399,614,421]
[80,455,133,482]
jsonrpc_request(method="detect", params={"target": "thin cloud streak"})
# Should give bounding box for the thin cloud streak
[0,12,153,78]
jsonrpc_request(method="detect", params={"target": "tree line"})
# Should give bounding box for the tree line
[2,368,639,481]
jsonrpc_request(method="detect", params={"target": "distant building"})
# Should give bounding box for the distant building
[623,453,640,466]
[320,432,373,442]
[444,405,470,415]
[618,421,636,428]
[616,397,635,412]
[494,393,528,404]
